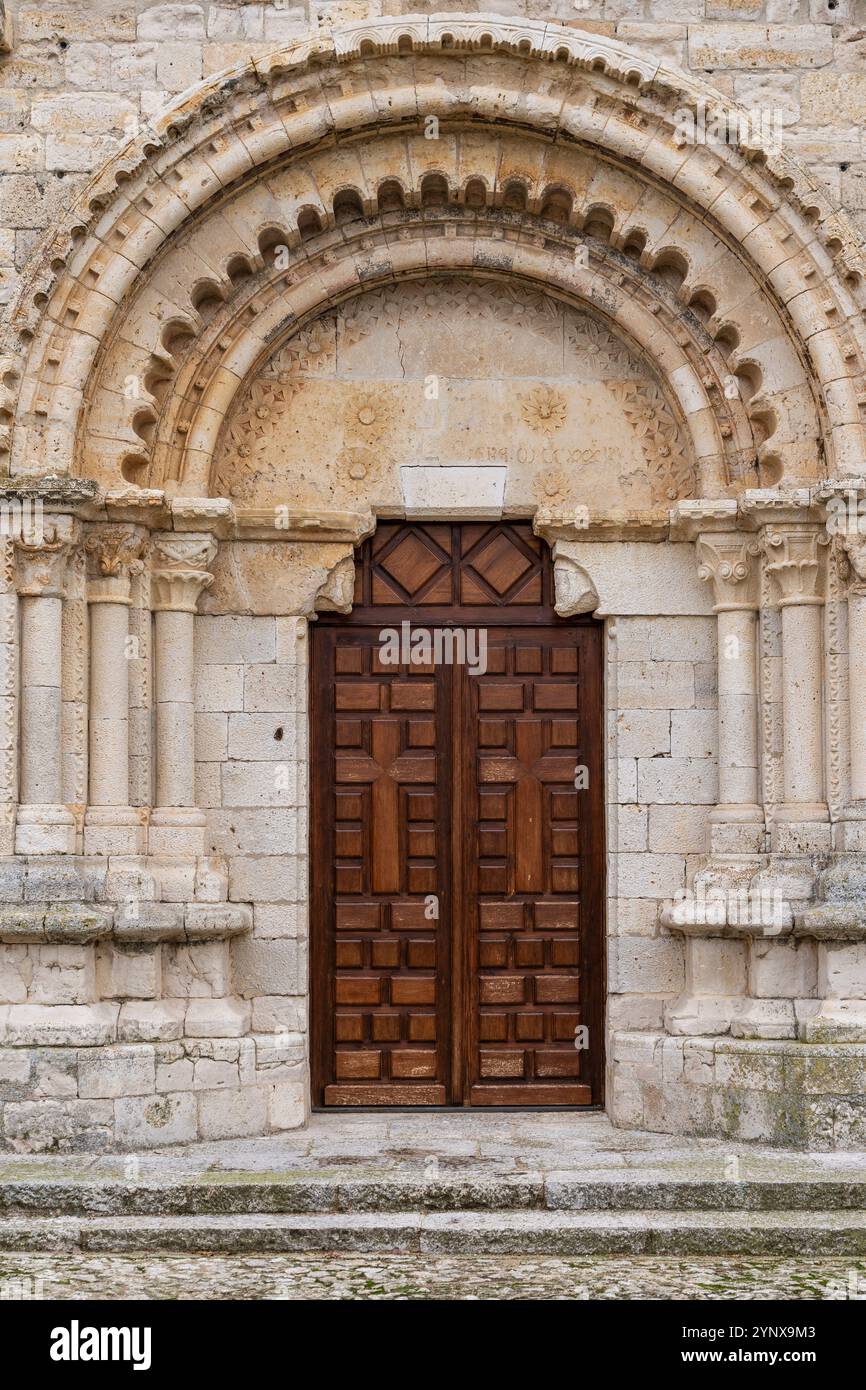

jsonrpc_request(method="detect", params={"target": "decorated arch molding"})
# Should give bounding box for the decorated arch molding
[3,12,866,505]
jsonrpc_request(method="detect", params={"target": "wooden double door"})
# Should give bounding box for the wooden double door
[311,523,604,1107]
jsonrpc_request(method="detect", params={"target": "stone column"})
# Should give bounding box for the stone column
[762,526,829,842]
[840,535,866,827]
[149,534,216,857]
[13,520,76,854]
[83,528,146,855]
[696,533,763,852]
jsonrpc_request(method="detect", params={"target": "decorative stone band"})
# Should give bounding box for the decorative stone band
[0,902,252,945]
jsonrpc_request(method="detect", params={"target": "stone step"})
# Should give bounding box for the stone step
[1,1209,866,1256]
[2,1174,866,1216]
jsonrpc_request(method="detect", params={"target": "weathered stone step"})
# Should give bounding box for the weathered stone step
[2,1174,866,1216]
[2,1209,866,1256]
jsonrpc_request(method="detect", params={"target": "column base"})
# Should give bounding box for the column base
[730,997,797,1040]
[770,806,831,856]
[835,802,866,852]
[149,807,206,856]
[14,804,76,855]
[83,806,147,856]
[797,1000,866,1043]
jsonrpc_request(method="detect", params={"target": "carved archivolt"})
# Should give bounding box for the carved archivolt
[2,13,865,504]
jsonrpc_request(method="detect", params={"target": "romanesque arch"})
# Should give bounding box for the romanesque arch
[2,15,866,1149]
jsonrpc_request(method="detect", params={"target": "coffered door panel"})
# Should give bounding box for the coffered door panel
[462,630,603,1106]
[312,630,452,1105]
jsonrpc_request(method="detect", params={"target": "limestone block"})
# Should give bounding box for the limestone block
[648,804,710,854]
[251,996,306,1033]
[28,945,96,1005]
[197,617,276,665]
[114,1091,198,1148]
[800,72,866,126]
[137,4,206,40]
[614,804,647,852]
[117,1000,185,1043]
[221,760,301,808]
[269,1080,308,1130]
[227,713,299,761]
[819,943,866,1000]
[0,945,28,1003]
[79,1045,156,1099]
[163,941,230,999]
[244,664,305,714]
[637,757,717,805]
[615,758,637,804]
[184,997,251,1037]
[194,663,244,712]
[610,897,659,937]
[669,710,717,760]
[3,1099,114,1151]
[615,709,670,758]
[228,856,302,904]
[617,662,695,710]
[749,939,818,1000]
[155,42,203,92]
[145,855,197,903]
[610,936,685,993]
[193,1057,240,1089]
[233,937,301,997]
[207,809,301,858]
[96,944,161,1000]
[31,1051,78,1099]
[688,24,834,69]
[607,994,666,1031]
[554,544,711,618]
[155,1050,194,1092]
[195,712,228,762]
[197,1083,268,1140]
[275,618,309,664]
[2,1002,118,1047]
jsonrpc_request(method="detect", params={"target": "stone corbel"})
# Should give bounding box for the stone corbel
[551,544,600,617]
[314,553,356,615]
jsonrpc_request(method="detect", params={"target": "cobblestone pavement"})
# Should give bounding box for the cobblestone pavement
[1,1253,864,1300]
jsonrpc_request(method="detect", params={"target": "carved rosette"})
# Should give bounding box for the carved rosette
[696,534,760,611]
[763,528,828,607]
[151,534,218,613]
[85,528,146,605]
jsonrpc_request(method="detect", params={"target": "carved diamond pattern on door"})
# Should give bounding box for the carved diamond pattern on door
[312,524,604,1108]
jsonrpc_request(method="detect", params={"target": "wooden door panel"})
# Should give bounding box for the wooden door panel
[315,628,451,1106]
[312,524,604,1109]
[467,632,597,1106]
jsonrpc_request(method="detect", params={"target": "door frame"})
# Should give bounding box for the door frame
[309,521,606,1109]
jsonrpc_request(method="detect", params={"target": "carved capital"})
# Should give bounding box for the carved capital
[551,546,600,617]
[12,525,72,598]
[695,533,760,611]
[839,534,866,597]
[85,528,145,605]
[151,532,217,613]
[763,527,828,607]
